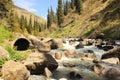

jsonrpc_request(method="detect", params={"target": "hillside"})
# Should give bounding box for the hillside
[12,6,47,35]
[48,0,120,39]
[14,6,45,23]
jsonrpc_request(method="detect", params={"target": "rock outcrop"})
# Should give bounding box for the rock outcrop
[1,60,30,80]
[23,53,58,75]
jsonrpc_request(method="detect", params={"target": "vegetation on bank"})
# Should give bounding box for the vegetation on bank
[0,25,11,44]
[0,25,26,66]
[47,0,120,39]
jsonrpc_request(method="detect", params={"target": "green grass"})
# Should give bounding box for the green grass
[0,46,26,66]
[0,25,11,43]
[5,46,25,61]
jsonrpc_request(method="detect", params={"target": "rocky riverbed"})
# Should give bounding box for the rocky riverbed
[0,36,120,80]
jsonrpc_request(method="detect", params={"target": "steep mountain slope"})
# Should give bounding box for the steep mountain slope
[14,6,45,24]
[48,0,120,39]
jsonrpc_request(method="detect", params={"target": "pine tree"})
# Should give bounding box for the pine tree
[54,13,58,24]
[71,0,75,9]
[57,0,64,27]
[75,0,83,15]
[64,0,70,15]
[24,17,27,30]
[47,9,51,28]
[64,2,67,15]
[19,15,25,31]
[50,7,54,23]
[27,16,32,34]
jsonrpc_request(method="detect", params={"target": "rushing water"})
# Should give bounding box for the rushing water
[47,39,120,80]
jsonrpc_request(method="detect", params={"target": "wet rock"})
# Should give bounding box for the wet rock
[93,63,104,75]
[54,52,62,60]
[93,58,101,63]
[81,57,93,61]
[101,47,120,60]
[68,71,83,80]
[0,46,9,59]
[44,67,53,78]
[81,39,94,46]
[105,68,120,80]
[75,43,84,49]
[93,62,120,80]
[23,53,58,75]
[50,38,64,49]
[1,60,30,80]
[68,71,75,79]
[93,57,119,64]
[44,53,58,71]
[102,58,119,64]
[95,39,103,46]
[28,75,46,80]
[28,35,51,53]
[64,50,75,58]
[84,50,94,53]
[62,62,76,67]
[23,53,46,74]
[85,53,96,58]
[102,45,114,51]
[104,38,115,45]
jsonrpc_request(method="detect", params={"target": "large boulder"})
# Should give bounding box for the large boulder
[23,53,46,74]
[95,39,103,46]
[0,46,9,59]
[102,58,119,64]
[23,53,58,75]
[104,38,115,45]
[93,62,120,80]
[101,47,120,60]
[1,60,30,80]
[28,35,51,53]
[50,38,64,49]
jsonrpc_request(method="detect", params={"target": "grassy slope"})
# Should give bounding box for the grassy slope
[0,25,30,66]
[14,6,46,24]
[47,0,120,39]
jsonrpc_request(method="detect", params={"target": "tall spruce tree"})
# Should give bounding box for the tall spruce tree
[75,0,83,14]
[64,2,66,15]
[47,9,51,28]
[71,0,75,9]
[57,0,64,27]
[19,15,25,30]
[50,7,54,23]
[64,0,70,15]
[27,16,32,34]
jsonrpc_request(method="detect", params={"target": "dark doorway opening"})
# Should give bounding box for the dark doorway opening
[14,38,30,51]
